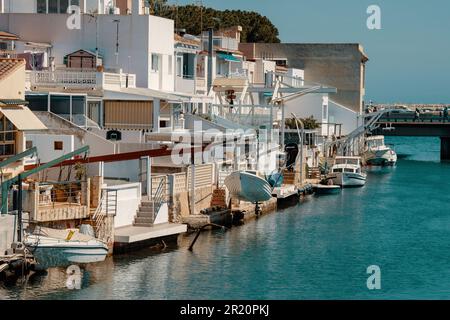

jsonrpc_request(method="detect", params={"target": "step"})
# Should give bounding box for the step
[138,205,154,212]
[134,217,154,225]
[133,222,154,227]
[136,210,155,218]
[140,201,154,208]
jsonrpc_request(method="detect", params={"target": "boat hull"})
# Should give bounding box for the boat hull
[224,171,273,203]
[313,185,341,195]
[332,172,366,187]
[365,149,397,166]
[25,236,108,269]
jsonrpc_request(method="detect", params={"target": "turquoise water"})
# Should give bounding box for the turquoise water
[2,137,450,300]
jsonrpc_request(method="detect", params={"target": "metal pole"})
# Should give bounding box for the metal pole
[17,174,22,243]
[207,27,213,92]
[190,147,195,215]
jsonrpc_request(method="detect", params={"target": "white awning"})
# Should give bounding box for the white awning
[0,106,47,130]
[103,88,190,103]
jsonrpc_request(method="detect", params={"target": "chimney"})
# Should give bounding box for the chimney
[132,0,143,15]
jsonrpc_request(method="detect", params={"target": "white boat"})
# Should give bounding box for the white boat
[330,156,367,187]
[224,171,273,203]
[24,227,108,269]
[363,135,397,166]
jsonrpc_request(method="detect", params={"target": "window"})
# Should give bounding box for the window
[54,141,63,150]
[48,0,58,13]
[322,104,328,121]
[176,56,183,77]
[26,141,33,150]
[37,0,47,13]
[168,55,173,75]
[0,116,16,158]
[37,0,78,14]
[151,54,159,72]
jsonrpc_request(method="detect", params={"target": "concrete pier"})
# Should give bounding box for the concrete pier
[441,137,450,160]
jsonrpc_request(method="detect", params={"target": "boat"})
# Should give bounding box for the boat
[313,184,342,195]
[24,226,108,270]
[363,135,397,166]
[329,156,367,187]
[224,171,273,203]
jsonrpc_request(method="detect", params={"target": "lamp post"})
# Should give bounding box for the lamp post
[113,19,120,67]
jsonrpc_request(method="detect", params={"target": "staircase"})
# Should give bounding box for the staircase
[210,188,227,208]
[133,198,156,227]
[282,170,296,185]
[307,167,321,180]
[133,179,166,227]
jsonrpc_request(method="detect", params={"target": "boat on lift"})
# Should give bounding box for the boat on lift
[329,156,367,187]
[224,171,273,203]
[363,135,397,166]
[24,226,108,270]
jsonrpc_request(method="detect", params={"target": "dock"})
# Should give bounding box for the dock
[113,223,187,252]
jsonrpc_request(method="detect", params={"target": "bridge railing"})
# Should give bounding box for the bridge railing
[378,113,449,123]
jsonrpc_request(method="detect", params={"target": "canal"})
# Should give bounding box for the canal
[1,136,450,300]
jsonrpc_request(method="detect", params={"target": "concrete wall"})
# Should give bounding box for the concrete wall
[24,133,74,162]
[0,214,15,254]
[240,43,368,113]
[0,12,174,91]
[106,182,141,228]
[0,64,25,99]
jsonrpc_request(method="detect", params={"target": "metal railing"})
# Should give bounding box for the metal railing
[152,179,165,223]
[91,189,117,241]
[30,70,97,87]
[37,181,84,208]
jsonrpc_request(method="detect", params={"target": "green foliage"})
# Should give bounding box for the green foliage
[285,116,321,130]
[151,2,280,43]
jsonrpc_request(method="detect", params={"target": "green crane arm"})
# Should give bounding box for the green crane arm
[0,147,37,169]
[1,145,90,214]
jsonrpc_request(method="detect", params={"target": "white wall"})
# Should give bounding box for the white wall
[104,183,141,228]
[285,93,329,136]
[25,133,74,163]
[0,214,15,254]
[153,203,168,225]
[328,100,358,135]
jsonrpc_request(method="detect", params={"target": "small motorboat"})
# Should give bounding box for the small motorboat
[329,156,367,188]
[313,184,342,195]
[24,226,108,270]
[224,171,273,203]
[363,135,397,166]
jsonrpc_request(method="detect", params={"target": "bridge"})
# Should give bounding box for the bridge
[373,113,450,160]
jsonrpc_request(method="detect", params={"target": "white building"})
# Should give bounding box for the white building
[0,0,174,92]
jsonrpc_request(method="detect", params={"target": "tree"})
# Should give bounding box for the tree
[152,3,280,43]
[285,116,321,130]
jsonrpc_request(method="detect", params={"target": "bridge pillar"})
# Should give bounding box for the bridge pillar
[441,137,450,160]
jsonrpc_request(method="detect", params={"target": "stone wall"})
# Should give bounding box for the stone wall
[0,214,15,254]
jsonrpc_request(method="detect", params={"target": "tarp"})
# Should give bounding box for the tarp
[217,52,241,62]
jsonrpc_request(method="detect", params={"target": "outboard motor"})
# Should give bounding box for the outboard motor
[284,143,299,171]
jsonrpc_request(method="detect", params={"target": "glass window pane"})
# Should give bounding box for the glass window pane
[37,0,47,13]
[60,0,69,13]
[26,94,49,112]
[48,0,58,13]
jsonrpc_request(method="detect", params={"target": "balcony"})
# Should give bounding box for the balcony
[175,75,207,95]
[26,69,137,91]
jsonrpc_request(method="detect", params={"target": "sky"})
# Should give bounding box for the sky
[172,0,450,104]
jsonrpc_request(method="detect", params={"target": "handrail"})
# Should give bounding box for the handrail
[152,179,165,223]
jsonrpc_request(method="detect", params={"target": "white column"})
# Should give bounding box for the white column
[153,98,160,133]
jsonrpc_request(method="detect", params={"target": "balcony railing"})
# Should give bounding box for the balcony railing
[27,69,136,90]
[175,74,207,94]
